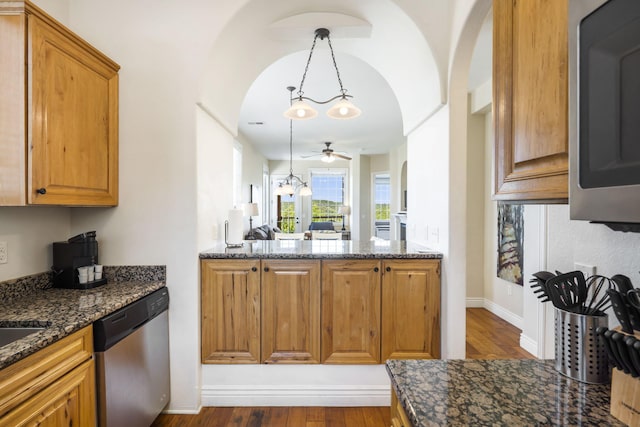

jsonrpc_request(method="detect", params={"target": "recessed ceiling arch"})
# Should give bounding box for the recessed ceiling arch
[198,0,444,139]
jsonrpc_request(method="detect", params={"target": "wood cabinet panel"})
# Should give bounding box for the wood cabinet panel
[0,1,119,206]
[493,0,568,202]
[321,260,381,364]
[382,260,441,360]
[261,260,320,364]
[201,259,261,364]
[0,359,96,427]
[0,326,93,418]
[391,387,412,427]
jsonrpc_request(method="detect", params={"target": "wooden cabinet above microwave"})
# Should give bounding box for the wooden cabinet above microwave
[0,1,120,206]
[492,0,569,203]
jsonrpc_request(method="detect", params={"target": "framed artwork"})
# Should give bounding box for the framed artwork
[497,203,524,285]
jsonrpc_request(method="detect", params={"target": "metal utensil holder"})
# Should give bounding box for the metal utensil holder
[555,308,609,384]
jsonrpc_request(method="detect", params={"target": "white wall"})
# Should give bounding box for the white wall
[0,208,70,281]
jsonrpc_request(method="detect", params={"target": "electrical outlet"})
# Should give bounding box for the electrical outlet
[0,241,7,264]
[574,262,596,279]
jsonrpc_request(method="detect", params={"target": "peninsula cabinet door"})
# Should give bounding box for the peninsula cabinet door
[381,260,441,360]
[201,259,261,364]
[493,0,568,202]
[261,260,321,364]
[321,260,381,364]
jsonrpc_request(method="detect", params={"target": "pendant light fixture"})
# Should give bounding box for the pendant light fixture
[284,28,361,121]
[275,87,312,197]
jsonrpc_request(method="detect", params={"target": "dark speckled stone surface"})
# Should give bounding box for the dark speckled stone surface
[199,240,443,259]
[386,359,623,426]
[0,266,165,369]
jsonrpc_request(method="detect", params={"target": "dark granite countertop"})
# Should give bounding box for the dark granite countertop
[0,266,165,370]
[386,359,623,426]
[199,240,443,259]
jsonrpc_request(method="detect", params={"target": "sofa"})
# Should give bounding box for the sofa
[245,224,281,240]
[308,222,335,231]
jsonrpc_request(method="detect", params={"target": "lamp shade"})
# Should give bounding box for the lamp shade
[243,202,259,217]
[327,98,361,120]
[338,206,351,215]
[299,184,312,196]
[284,99,318,120]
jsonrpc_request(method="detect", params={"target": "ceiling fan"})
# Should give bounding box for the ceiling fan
[302,142,352,163]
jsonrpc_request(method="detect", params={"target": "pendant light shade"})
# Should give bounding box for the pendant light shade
[299,184,312,196]
[284,99,318,120]
[285,28,360,121]
[326,97,361,119]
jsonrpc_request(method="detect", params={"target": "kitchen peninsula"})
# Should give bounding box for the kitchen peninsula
[200,240,442,365]
[387,359,623,426]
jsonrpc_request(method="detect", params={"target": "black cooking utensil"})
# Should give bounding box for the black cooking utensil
[544,271,587,312]
[584,275,613,315]
[597,327,620,370]
[603,329,623,370]
[608,288,635,334]
[627,289,640,312]
[626,335,640,377]
[529,271,556,303]
[608,330,628,373]
[612,275,640,330]
[613,332,636,376]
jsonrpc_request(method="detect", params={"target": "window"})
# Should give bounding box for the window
[310,170,346,223]
[374,174,391,220]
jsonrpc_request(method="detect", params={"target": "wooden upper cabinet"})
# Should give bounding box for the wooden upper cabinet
[201,259,261,364]
[493,0,569,202]
[0,1,119,206]
[261,260,320,364]
[321,260,381,364]
[381,260,441,360]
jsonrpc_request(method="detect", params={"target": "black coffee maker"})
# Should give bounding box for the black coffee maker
[52,231,106,289]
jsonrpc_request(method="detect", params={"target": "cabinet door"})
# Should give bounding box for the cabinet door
[261,260,320,364]
[201,259,261,363]
[321,260,381,364]
[493,0,568,202]
[29,14,119,206]
[0,359,96,427]
[382,260,440,360]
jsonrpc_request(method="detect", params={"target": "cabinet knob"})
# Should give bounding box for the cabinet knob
[373,267,379,273]
[251,267,257,272]
[36,188,46,195]
[264,267,269,272]
[386,266,391,272]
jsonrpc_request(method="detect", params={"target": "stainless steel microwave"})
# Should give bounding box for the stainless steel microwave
[570,0,640,228]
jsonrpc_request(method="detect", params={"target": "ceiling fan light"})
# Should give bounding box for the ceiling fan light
[321,153,336,163]
[284,99,318,120]
[299,184,312,196]
[327,97,361,120]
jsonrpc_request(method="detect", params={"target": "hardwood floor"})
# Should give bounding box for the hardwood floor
[151,308,532,427]
[466,307,534,359]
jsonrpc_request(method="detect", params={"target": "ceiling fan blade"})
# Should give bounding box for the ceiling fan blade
[333,153,352,160]
[300,153,322,158]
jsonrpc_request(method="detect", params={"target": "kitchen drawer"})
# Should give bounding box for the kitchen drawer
[0,326,93,417]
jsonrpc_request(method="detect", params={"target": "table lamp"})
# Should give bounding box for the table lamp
[338,206,351,231]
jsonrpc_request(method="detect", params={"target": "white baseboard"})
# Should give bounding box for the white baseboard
[519,333,538,356]
[465,297,485,308]
[481,299,524,330]
[201,385,390,407]
[466,297,524,330]
[162,408,202,415]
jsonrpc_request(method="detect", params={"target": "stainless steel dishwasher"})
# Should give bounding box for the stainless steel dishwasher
[93,287,170,427]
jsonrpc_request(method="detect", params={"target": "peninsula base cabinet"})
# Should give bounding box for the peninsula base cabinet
[201,259,261,364]
[201,258,441,365]
[0,326,96,426]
